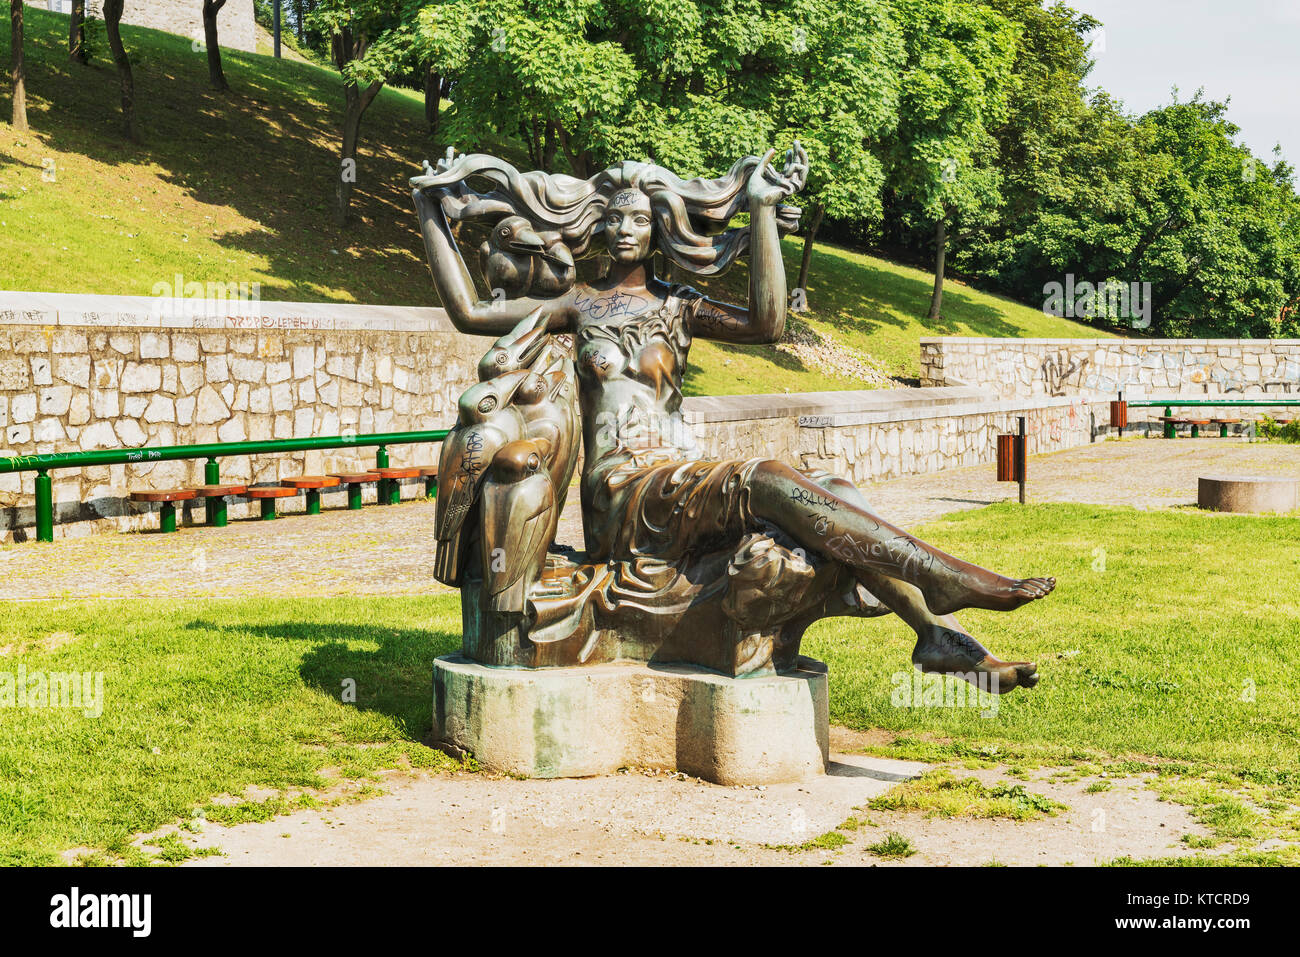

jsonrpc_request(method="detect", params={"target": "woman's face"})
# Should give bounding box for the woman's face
[604,189,654,263]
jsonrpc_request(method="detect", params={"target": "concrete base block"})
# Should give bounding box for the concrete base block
[432,655,829,786]
[1198,474,1299,513]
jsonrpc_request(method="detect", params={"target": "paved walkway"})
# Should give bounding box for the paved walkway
[2,437,1296,601]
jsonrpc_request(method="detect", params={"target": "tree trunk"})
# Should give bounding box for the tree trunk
[335,79,383,225]
[423,67,441,136]
[9,0,26,132]
[542,120,558,173]
[928,217,947,321]
[294,0,304,43]
[337,89,361,226]
[203,0,229,92]
[102,0,137,141]
[69,0,87,64]
[795,202,825,294]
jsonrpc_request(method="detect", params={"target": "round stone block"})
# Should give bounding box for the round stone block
[1198,475,1299,514]
[432,655,829,786]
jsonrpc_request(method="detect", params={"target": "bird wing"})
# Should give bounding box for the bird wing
[433,424,501,584]
[479,470,556,600]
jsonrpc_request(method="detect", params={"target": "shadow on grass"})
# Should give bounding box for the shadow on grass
[184,618,461,740]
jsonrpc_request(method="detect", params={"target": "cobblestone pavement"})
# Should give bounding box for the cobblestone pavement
[2,437,1296,601]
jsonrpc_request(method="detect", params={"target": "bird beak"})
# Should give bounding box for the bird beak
[540,242,574,268]
[508,226,548,255]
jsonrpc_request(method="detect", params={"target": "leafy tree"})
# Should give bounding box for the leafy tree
[311,0,416,223]
[768,0,904,294]
[879,0,1017,321]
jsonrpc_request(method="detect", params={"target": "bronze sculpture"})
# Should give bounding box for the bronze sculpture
[412,145,1053,692]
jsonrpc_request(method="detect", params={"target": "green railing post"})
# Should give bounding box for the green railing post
[1163,405,1175,439]
[35,469,54,543]
[205,457,220,485]
[209,495,229,527]
[376,445,390,504]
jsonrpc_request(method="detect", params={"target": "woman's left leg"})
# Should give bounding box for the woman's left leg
[741,459,1054,617]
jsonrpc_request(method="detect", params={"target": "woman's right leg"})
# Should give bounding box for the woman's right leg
[743,459,1055,617]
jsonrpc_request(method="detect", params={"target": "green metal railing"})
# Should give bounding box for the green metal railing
[1123,398,1300,438]
[0,429,449,542]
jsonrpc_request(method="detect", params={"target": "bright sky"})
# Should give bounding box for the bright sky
[1071,0,1298,166]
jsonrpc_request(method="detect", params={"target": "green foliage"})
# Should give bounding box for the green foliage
[868,770,1064,819]
[1256,415,1300,442]
[944,2,1300,337]
[883,0,1017,224]
[866,831,917,858]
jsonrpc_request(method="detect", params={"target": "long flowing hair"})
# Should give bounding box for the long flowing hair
[412,153,799,277]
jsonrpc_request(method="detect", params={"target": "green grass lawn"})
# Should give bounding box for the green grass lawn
[1,7,1104,396]
[2,503,1298,865]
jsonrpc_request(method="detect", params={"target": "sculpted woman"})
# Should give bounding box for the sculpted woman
[412,145,1053,692]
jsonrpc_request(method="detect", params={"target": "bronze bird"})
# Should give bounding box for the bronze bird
[512,360,581,511]
[479,439,560,616]
[477,306,553,381]
[433,370,531,586]
[478,216,575,299]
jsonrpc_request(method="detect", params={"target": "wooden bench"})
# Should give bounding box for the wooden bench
[246,486,298,520]
[369,466,420,505]
[280,475,341,515]
[329,472,380,511]
[129,489,198,533]
[187,484,248,527]
[414,465,439,497]
[1209,417,1241,438]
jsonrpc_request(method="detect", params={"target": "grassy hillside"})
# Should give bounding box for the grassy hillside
[1,7,1105,396]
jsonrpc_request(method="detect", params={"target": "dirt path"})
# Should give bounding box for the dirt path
[157,744,1206,867]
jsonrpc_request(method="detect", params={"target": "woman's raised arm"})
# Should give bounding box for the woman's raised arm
[412,188,572,337]
[686,143,808,345]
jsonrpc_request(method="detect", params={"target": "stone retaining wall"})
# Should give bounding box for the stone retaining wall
[0,294,485,538]
[921,337,1300,400]
[686,387,1108,486]
[1,295,1116,541]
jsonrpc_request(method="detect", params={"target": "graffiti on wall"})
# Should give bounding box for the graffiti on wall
[1039,352,1090,396]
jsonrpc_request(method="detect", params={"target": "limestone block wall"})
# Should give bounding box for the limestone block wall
[921,337,1300,401]
[686,388,1107,486]
[0,294,1116,542]
[31,0,258,53]
[0,294,486,539]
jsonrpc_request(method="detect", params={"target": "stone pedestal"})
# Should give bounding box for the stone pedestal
[432,655,830,786]
[1198,475,1299,514]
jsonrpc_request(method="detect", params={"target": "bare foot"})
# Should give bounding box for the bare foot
[911,624,1039,695]
[918,559,1055,617]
